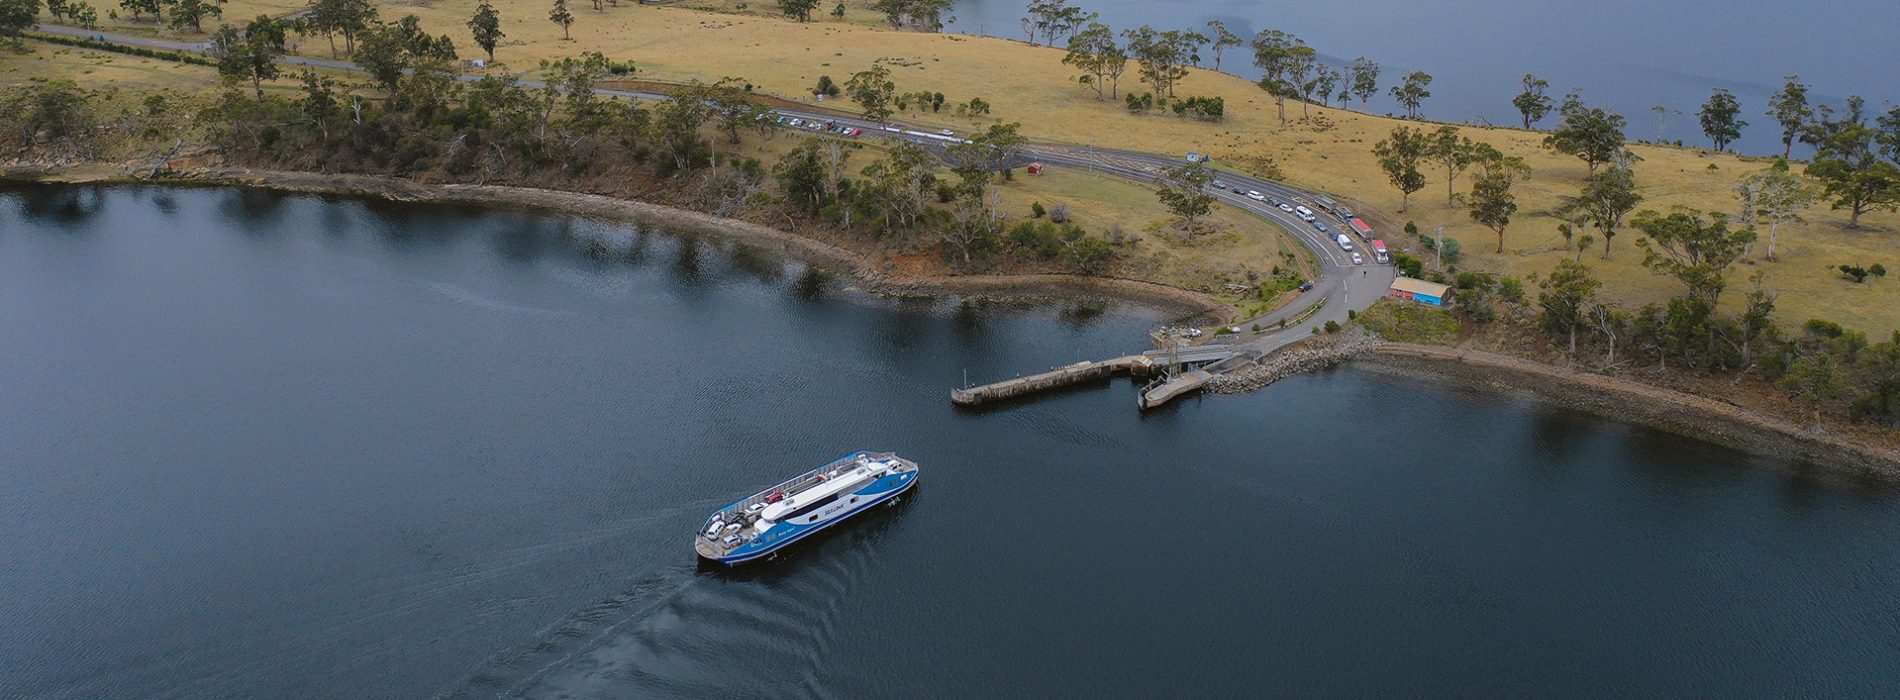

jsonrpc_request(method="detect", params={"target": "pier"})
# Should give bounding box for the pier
[951,345,1242,407]
[950,355,1149,406]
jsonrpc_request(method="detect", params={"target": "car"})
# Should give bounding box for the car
[776,116,790,124]
[1232,186,1247,194]
[1300,212,1317,222]
[789,118,804,127]
[848,127,863,136]
[1298,281,1314,292]
[1212,180,1228,189]
[938,129,956,137]
[1277,203,1294,213]
[1313,222,1329,233]
[1335,234,1355,251]
[1266,196,1282,207]
[1246,190,1266,201]
[1351,252,1364,265]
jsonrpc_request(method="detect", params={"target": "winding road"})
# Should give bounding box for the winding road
[36,24,1397,364]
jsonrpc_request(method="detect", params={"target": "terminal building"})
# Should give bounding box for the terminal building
[1388,277,1451,307]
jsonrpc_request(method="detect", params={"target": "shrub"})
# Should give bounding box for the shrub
[1404,220,1420,237]
[1048,202,1070,223]
[1324,320,1341,333]
[1031,201,1045,218]
[1840,264,1870,283]
[814,75,841,97]
[1873,263,1888,278]
[1347,309,1357,320]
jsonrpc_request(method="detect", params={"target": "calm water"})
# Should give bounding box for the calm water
[3,184,1899,699]
[949,0,1898,156]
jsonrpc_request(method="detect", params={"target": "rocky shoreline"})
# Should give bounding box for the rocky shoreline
[0,165,1231,321]
[1357,344,1900,477]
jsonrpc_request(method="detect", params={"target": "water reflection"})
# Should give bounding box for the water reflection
[790,266,829,301]
[11,183,107,224]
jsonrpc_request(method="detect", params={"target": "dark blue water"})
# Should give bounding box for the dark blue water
[948,0,1898,156]
[3,184,1898,698]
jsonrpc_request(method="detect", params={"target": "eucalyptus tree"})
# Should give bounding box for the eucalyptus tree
[1062,22,1127,100]
[1372,126,1430,212]
[1346,57,1378,111]
[1765,75,1812,159]
[1698,88,1746,152]
[1204,19,1240,72]
[1513,74,1551,129]
[1388,71,1432,119]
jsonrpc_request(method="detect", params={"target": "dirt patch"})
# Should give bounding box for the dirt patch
[1359,344,1900,477]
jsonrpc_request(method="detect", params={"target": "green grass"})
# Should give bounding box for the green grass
[1356,299,1462,345]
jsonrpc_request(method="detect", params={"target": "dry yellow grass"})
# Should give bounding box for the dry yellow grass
[201,0,1891,330]
[2,43,228,92]
[67,3,1900,329]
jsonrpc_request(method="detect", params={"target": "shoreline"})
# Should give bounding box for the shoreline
[1357,344,1900,477]
[0,165,1232,321]
[8,165,1891,475]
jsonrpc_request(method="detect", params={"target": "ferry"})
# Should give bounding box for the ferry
[695,452,919,565]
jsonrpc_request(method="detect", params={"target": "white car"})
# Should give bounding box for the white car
[1277,203,1294,213]
[1246,190,1266,201]
[938,129,956,137]
[1351,252,1364,265]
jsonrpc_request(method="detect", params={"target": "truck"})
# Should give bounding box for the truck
[1370,239,1390,264]
[1350,217,1374,240]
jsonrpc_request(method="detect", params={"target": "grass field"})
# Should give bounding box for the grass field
[1,43,227,92]
[46,4,1900,330]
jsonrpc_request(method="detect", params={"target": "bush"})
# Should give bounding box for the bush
[1031,201,1045,218]
[1840,264,1870,283]
[1873,263,1888,278]
[1404,220,1420,237]
[1392,252,1423,278]
[1324,320,1341,333]
[814,75,841,97]
[1347,309,1357,320]
[1067,236,1113,273]
[1048,202,1070,223]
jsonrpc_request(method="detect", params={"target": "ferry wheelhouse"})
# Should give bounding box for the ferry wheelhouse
[695,452,919,565]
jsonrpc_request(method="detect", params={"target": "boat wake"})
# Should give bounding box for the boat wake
[435,506,905,699]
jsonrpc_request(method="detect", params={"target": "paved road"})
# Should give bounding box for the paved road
[37,23,1396,351]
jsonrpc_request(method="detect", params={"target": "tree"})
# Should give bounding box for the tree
[777,0,816,21]
[1347,57,1379,111]
[1766,75,1812,159]
[871,0,951,32]
[1468,149,1529,253]
[1154,162,1215,235]
[1312,66,1340,109]
[1250,30,1303,125]
[1539,259,1601,354]
[1513,73,1551,129]
[1544,100,1628,175]
[1632,208,1756,306]
[0,0,37,44]
[467,1,503,62]
[548,0,573,40]
[305,0,376,55]
[68,0,95,27]
[1204,19,1240,73]
[704,77,766,144]
[1735,158,1814,261]
[1782,351,1850,427]
[649,84,714,175]
[119,0,159,23]
[352,22,410,92]
[167,0,222,32]
[1062,22,1126,100]
[845,62,895,126]
[1802,96,1900,228]
[1559,166,1642,260]
[1123,26,1192,99]
[1372,126,1430,212]
[1285,44,1317,119]
[42,0,61,18]
[831,2,844,20]
[210,16,288,99]
[1697,88,1746,152]
[1426,126,1479,204]
[1388,71,1432,119]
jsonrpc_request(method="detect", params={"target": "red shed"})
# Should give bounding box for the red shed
[1026,162,1045,175]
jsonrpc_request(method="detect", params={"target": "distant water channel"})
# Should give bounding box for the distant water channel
[4,184,1899,698]
[948,0,1898,156]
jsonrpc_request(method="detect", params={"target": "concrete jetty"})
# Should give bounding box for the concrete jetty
[1137,369,1213,409]
[951,355,1149,406]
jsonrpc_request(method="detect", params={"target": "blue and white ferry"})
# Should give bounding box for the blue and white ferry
[695,452,919,565]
